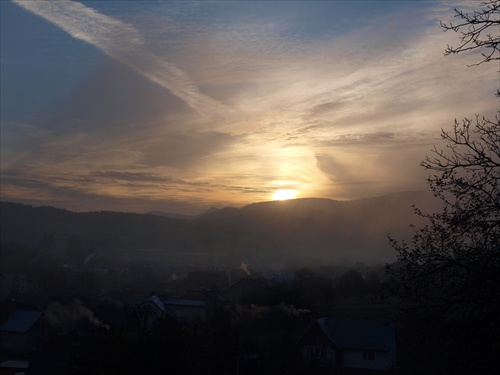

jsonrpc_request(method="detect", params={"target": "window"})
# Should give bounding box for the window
[363,350,375,360]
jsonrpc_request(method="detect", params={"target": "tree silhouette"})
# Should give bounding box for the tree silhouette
[387,1,500,373]
[387,117,500,364]
[440,0,499,66]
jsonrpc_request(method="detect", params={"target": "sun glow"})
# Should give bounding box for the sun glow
[272,189,297,201]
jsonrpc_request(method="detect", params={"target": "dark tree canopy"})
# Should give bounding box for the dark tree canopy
[386,1,500,373]
[387,115,500,310]
[387,121,500,374]
[424,116,500,235]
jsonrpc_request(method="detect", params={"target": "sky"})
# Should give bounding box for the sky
[1,1,498,215]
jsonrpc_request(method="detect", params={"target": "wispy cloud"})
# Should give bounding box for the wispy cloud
[3,1,498,213]
[13,0,231,120]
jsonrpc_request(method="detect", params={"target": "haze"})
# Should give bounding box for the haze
[1,0,497,215]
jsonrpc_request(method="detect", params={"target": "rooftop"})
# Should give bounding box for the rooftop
[1,310,42,333]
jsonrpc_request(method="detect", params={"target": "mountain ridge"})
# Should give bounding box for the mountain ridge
[1,191,439,265]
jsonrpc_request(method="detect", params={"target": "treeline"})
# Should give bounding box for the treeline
[0,201,217,254]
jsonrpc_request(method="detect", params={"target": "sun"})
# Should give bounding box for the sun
[272,189,297,201]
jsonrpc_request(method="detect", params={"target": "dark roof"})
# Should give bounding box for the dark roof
[164,298,207,307]
[317,318,395,351]
[1,310,42,333]
[146,295,167,312]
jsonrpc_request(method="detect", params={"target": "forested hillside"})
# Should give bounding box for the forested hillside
[1,191,437,267]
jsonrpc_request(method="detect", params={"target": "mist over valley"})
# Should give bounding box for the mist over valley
[1,191,438,270]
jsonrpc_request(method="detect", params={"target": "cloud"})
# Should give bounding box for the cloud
[315,142,432,200]
[138,129,241,167]
[0,168,216,214]
[12,0,232,120]
[3,1,498,213]
[42,60,188,133]
[88,171,177,184]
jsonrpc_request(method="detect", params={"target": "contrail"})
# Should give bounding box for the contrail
[13,0,231,119]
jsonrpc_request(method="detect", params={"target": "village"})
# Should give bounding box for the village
[1,244,398,375]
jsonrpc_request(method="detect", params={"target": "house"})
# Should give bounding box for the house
[124,295,167,331]
[299,318,397,374]
[129,295,207,325]
[0,310,43,355]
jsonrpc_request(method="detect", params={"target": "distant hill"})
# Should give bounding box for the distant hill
[0,191,439,267]
[147,206,225,220]
[197,191,440,263]
[146,211,196,220]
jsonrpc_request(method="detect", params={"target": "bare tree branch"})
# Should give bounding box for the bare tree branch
[385,4,500,370]
[440,0,500,66]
